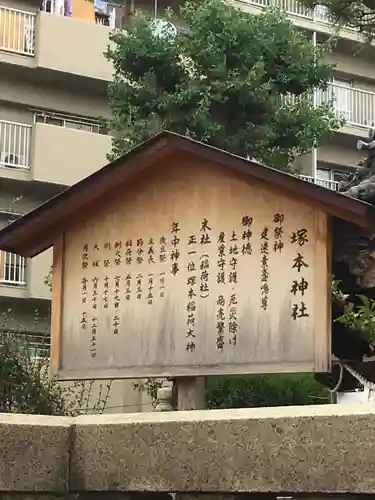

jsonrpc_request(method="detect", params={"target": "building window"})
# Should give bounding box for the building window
[34,112,105,135]
[0,250,26,285]
[26,333,50,360]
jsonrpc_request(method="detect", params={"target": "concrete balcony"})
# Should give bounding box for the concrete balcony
[0,119,111,184]
[0,0,367,81]
[234,0,361,42]
[317,83,375,136]
[0,6,36,57]
[0,119,110,300]
[35,11,112,81]
[31,122,111,185]
[0,248,51,300]
[0,6,112,81]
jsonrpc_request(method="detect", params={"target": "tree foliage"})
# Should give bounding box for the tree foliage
[207,373,328,408]
[0,331,67,414]
[301,0,375,42]
[0,329,113,415]
[0,300,113,416]
[106,0,342,172]
[333,279,375,345]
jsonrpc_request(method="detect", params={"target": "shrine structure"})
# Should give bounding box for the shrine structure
[0,131,374,386]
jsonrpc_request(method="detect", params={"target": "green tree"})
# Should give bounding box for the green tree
[300,0,375,42]
[106,0,344,408]
[106,0,342,172]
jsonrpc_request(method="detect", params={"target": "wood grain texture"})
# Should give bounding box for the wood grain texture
[50,233,64,377]
[55,156,331,380]
[177,377,205,410]
[313,212,331,373]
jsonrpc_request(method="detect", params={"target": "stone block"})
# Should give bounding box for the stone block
[0,413,72,492]
[70,404,375,493]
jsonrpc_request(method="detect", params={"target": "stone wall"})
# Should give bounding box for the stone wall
[1,404,375,496]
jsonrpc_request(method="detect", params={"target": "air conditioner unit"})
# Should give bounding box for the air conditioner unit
[0,152,24,167]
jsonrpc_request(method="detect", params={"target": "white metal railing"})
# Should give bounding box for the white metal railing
[241,0,339,25]
[318,83,375,129]
[0,5,35,56]
[34,111,102,134]
[299,174,339,191]
[286,83,375,130]
[0,120,31,169]
[0,251,26,286]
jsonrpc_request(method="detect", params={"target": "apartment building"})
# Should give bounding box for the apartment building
[0,0,373,410]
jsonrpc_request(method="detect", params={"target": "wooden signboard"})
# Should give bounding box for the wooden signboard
[51,158,330,380]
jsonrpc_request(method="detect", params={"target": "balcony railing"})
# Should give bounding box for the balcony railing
[0,251,26,286]
[240,0,343,25]
[287,83,375,130]
[0,120,31,169]
[319,83,375,129]
[40,0,116,27]
[0,6,35,56]
[299,174,339,191]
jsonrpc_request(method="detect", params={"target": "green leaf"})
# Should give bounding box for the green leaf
[105,0,340,169]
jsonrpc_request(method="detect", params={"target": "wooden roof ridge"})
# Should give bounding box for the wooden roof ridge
[1,130,375,258]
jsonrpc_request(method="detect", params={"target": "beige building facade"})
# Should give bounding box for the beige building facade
[0,0,373,411]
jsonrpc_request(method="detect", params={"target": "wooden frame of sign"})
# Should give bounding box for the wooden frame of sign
[7,132,375,388]
[48,153,331,381]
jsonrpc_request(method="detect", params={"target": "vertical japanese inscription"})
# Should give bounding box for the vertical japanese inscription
[136,273,142,300]
[273,213,284,252]
[216,294,225,349]
[103,241,111,269]
[113,275,121,334]
[217,232,226,284]
[290,228,310,320]
[103,276,109,308]
[228,292,238,346]
[91,315,97,358]
[82,243,89,269]
[80,311,87,330]
[125,239,132,265]
[92,277,99,309]
[241,215,253,255]
[199,218,211,299]
[81,277,88,304]
[92,243,100,268]
[159,272,166,298]
[200,255,210,299]
[171,222,180,276]
[186,230,197,352]
[114,241,122,266]
[147,274,154,305]
[159,236,167,264]
[148,238,155,264]
[216,231,226,349]
[136,238,144,265]
[260,227,269,310]
[228,230,238,284]
[125,273,131,301]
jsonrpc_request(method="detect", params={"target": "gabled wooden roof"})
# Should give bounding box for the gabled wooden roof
[1,131,375,258]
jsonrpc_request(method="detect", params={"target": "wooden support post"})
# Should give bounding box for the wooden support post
[177,376,205,410]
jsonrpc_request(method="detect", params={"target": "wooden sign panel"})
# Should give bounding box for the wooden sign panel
[52,160,331,380]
